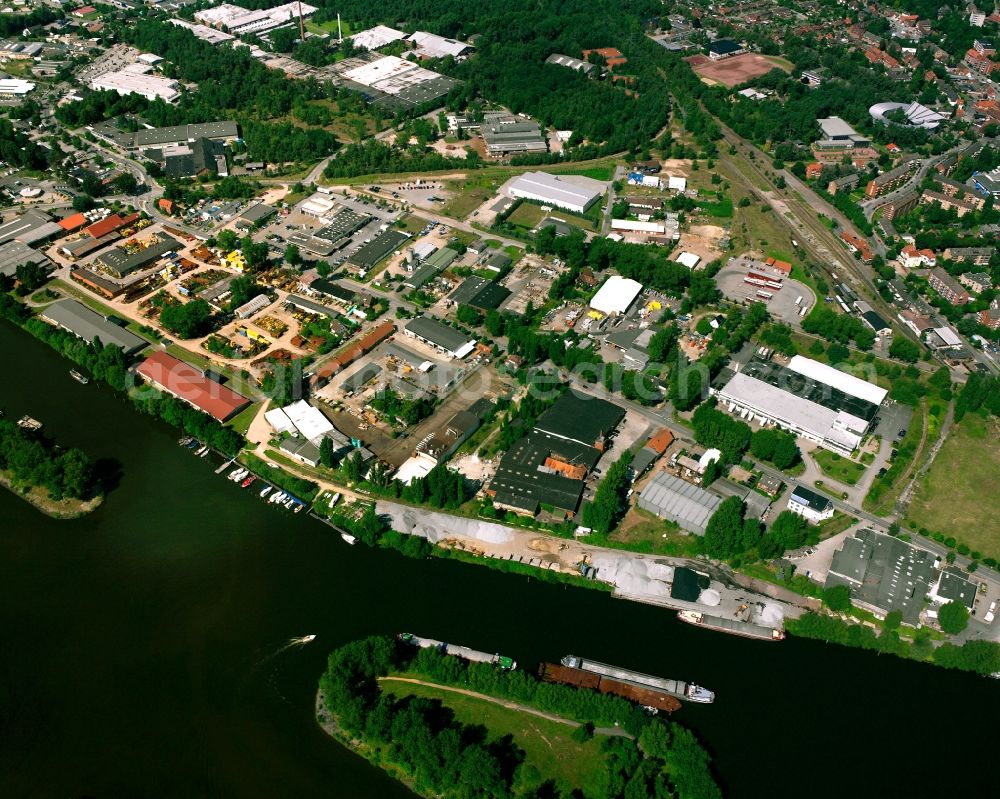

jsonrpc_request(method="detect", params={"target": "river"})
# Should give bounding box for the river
[0,319,996,798]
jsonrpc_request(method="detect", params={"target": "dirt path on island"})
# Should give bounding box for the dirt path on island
[378,677,633,738]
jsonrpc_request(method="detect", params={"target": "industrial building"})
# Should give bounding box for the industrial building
[0,241,50,279]
[168,18,235,45]
[195,2,316,35]
[404,316,476,359]
[136,352,251,422]
[507,171,603,213]
[131,121,240,149]
[407,31,473,60]
[535,390,625,451]
[589,275,643,316]
[825,528,935,626]
[487,390,623,517]
[39,299,147,355]
[339,55,459,110]
[90,66,180,103]
[449,276,511,310]
[92,234,180,279]
[0,78,35,96]
[637,472,722,535]
[346,229,408,273]
[714,355,887,455]
[481,118,547,156]
[0,210,64,247]
[350,25,406,51]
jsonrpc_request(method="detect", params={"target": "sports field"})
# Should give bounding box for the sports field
[687,52,789,87]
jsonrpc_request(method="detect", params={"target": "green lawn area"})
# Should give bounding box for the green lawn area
[812,449,866,486]
[381,678,608,796]
[549,166,613,181]
[507,202,548,229]
[762,55,794,72]
[441,181,495,220]
[908,413,1000,559]
[397,214,430,234]
[227,402,260,436]
[165,343,214,372]
[306,18,352,35]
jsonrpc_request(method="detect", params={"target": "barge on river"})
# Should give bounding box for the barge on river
[538,661,682,713]
[397,633,516,670]
[561,655,714,703]
[677,610,785,641]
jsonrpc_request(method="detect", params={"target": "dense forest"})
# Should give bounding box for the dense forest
[319,635,721,799]
[0,419,99,502]
[0,119,51,171]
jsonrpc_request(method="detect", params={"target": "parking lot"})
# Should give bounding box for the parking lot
[716,257,814,325]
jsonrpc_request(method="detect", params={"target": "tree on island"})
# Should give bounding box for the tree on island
[938,601,969,635]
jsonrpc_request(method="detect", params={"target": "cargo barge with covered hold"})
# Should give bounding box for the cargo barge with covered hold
[538,658,689,713]
[559,655,714,703]
[397,633,517,670]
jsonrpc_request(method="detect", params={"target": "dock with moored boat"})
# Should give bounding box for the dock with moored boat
[678,610,784,641]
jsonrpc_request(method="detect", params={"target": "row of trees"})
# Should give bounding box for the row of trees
[789,612,1000,675]
[583,449,633,536]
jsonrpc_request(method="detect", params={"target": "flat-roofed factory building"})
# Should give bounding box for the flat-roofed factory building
[714,355,887,455]
[507,171,604,214]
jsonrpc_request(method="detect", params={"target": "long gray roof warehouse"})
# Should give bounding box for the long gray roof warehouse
[40,299,148,354]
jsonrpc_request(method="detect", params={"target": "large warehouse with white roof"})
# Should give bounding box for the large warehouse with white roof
[507,171,604,214]
[589,275,643,316]
[714,356,887,455]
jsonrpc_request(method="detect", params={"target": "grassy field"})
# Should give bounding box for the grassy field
[507,202,548,229]
[397,214,430,233]
[908,413,1000,558]
[440,182,494,219]
[381,678,608,796]
[610,507,704,556]
[551,166,613,181]
[812,449,866,486]
[227,402,260,436]
[762,55,794,71]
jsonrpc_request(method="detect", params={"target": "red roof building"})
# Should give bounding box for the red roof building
[765,257,793,275]
[805,162,823,179]
[136,351,251,422]
[647,428,675,455]
[158,198,175,214]
[58,212,87,232]
[85,212,139,239]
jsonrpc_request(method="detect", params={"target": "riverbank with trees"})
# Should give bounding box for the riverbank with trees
[0,418,102,518]
[317,635,721,799]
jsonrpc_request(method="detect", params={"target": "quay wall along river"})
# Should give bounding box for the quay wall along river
[1,318,999,799]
